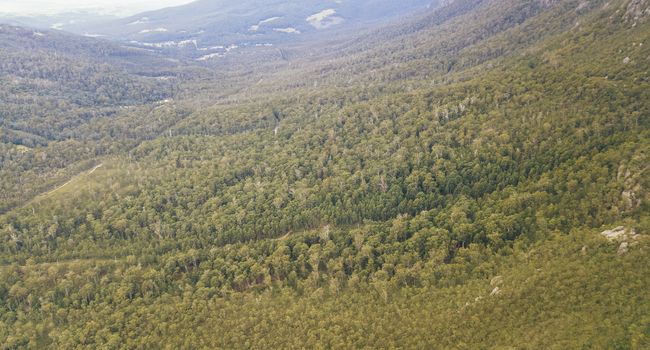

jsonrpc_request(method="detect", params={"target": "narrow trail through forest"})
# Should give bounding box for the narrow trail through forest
[43,163,103,197]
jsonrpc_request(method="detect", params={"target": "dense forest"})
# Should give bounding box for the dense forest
[0,0,649,348]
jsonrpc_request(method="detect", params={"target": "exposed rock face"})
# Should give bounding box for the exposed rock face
[600,227,643,255]
[621,189,640,209]
[616,158,646,211]
[624,0,650,22]
[601,226,629,241]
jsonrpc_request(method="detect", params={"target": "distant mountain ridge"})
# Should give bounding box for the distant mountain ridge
[62,0,437,59]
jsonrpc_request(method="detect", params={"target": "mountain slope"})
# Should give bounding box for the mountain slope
[0,0,649,348]
[15,230,646,348]
[0,24,190,214]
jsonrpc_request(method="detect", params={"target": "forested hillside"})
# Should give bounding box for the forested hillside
[0,24,188,214]
[1,0,649,348]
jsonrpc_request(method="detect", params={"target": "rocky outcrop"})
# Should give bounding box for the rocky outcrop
[600,226,642,255]
[624,0,650,22]
[601,226,632,241]
[490,275,503,287]
[617,157,646,211]
[489,275,503,297]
